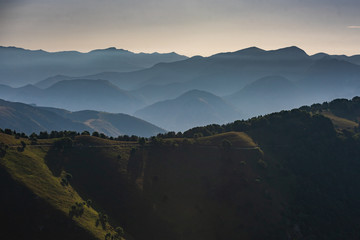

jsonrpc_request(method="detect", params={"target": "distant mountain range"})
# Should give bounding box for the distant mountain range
[0,79,145,114]
[0,99,165,137]
[29,46,360,102]
[0,46,188,87]
[1,46,360,132]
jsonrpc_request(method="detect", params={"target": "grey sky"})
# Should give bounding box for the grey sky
[0,0,359,56]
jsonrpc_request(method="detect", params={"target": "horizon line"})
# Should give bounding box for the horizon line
[1,45,359,58]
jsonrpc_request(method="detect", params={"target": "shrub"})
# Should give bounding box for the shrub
[114,226,125,239]
[96,212,109,230]
[105,233,112,240]
[65,173,73,180]
[115,226,124,236]
[69,202,85,218]
[60,178,68,186]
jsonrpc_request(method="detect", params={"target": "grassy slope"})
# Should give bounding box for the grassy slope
[196,131,257,147]
[321,110,358,130]
[1,130,328,240]
[0,133,115,240]
[44,135,150,240]
[10,132,281,240]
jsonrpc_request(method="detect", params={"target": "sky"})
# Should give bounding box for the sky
[0,0,360,56]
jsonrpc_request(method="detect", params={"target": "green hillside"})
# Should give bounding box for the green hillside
[1,96,360,239]
[0,134,121,240]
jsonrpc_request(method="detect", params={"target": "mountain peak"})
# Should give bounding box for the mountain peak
[271,46,309,58]
[235,46,265,54]
[89,47,131,54]
[178,89,217,99]
[211,47,265,58]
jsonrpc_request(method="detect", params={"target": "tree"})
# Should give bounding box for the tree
[4,129,13,135]
[86,199,92,207]
[114,226,125,239]
[138,137,146,146]
[105,233,112,240]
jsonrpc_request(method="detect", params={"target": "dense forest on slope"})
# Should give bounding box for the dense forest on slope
[1,97,360,239]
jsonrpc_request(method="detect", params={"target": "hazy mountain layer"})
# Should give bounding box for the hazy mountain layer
[0,79,145,114]
[226,76,303,118]
[46,46,360,108]
[0,46,188,87]
[2,46,360,131]
[77,46,313,95]
[0,99,165,137]
[135,90,241,131]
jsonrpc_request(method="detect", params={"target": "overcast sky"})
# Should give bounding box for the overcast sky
[0,0,359,56]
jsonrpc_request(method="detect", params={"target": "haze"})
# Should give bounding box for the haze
[1,0,360,56]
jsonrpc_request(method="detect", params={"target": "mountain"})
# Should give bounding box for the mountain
[131,82,191,105]
[43,79,145,114]
[42,108,166,137]
[298,57,360,101]
[35,75,75,89]
[0,46,188,87]
[311,52,360,65]
[2,97,360,239]
[0,99,165,137]
[27,47,360,115]
[79,46,313,96]
[226,76,303,118]
[4,46,360,121]
[0,136,111,240]
[0,79,145,114]
[0,99,90,134]
[134,90,241,131]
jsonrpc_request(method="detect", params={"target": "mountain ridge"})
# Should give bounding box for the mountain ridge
[0,46,188,86]
[0,99,166,137]
[135,89,241,131]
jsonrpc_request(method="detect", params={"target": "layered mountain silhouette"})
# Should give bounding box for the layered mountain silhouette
[0,46,188,86]
[72,46,312,95]
[134,90,241,131]
[1,46,360,131]
[0,79,145,114]
[0,99,165,137]
[311,52,360,65]
[226,76,302,118]
[37,46,358,105]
